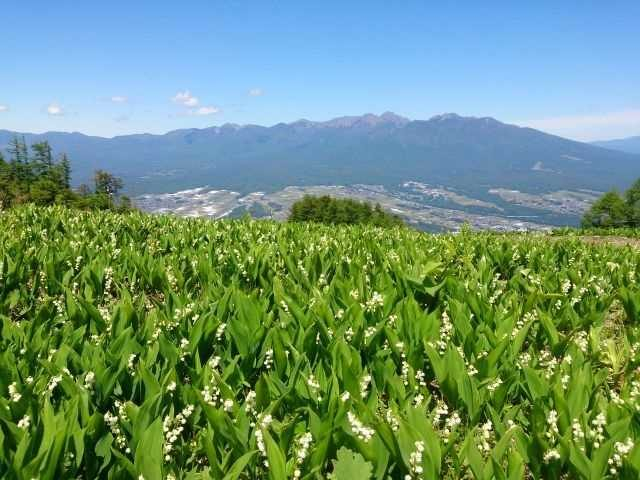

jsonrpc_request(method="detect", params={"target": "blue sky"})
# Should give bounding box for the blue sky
[0,1,639,141]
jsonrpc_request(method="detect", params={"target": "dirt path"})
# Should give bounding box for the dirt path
[578,236,640,248]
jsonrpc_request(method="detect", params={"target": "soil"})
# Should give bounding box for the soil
[578,236,640,249]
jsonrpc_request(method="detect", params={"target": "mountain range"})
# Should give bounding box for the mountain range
[592,136,640,155]
[1,112,638,200]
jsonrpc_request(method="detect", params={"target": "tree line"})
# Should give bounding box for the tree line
[0,137,131,211]
[288,195,404,227]
[582,178,640,228]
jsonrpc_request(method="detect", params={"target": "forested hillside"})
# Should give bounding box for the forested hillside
[3,113,638,196]
[0,136,131,211]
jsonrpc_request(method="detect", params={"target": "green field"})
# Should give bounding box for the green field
[1,206,640,479]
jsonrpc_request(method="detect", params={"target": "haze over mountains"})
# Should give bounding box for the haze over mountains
[1,112,637,193]
[2,112,639,230]
[592,136,640,155]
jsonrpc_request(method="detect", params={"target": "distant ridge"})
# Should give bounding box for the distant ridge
[1,112,638,196]
[592,135,640,155]
[0,112,412,140]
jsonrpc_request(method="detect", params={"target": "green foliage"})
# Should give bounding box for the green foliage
[1,205,640,478]
[0,136,131,212]
[289,195,403,227]
[329,448,373,480]
[582,179,640,228]
[624,179,640,226]
[94,170,124,196]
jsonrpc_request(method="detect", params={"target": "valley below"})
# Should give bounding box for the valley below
[135,181,600,231]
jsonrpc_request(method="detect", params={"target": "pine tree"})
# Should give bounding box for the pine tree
[60,154,71,188]
[8,136,28,164]
[31,141,53,177]
[624,178,640,226]
[288,195,403,227]
[94,170,123,196]
[582,191,628,227]
[7,136,30,182]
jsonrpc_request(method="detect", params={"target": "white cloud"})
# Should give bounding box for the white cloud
[0,105,8,112]
[249,88,263,97]
[111,95,128,103]
[47,103,64,116]
[517,109,640,142]
[172,90,199,107]
[190,106,219,116]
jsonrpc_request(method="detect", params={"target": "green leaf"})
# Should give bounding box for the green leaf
[523,367,548,400]
[222,451,257,480]
[135,418,163,480]
[263,429,287,480]
[329,447,373,480]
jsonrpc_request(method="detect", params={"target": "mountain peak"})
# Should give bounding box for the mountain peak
[321,112,410,128]
[426,113,504,127]
[429,113,463,122]
[380,111,411,125]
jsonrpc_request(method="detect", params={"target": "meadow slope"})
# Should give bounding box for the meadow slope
[1,206,640,479]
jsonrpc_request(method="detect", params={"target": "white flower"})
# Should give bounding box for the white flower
[179,339,190,362]
[293,432,313,478]
[18,415,30,430]
[442,411,461,443]
[386,409,400,431]
[609,438,634,475]
[8,382,21,402]
[264,349,274,370]
[215,322,227,341]
[254,413,274,467]
[279,300,290,313]
[245,390,257,414]
[208,355,221,371]
[84,371,96,390]
[487,377,502,393]
[345,327,354,342]
[433,400,449,427]
[347,411,374,442]
[437,311,453,354]
[127,354,137,373]
[202,385,221,406]
[589,412,606,448]
[104,408,127,450]
[47,375,63,393]
[401,360,410,386]
[364,326,377,342]
[546,410,559,440]
[360,374,372,398]
[364,291,384,312]
[163,404,195,461]
[572,418,585,444]
[478,420,494,454]
[166,381,177,393]
[544,449,561,463]
[406,440,425,479]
